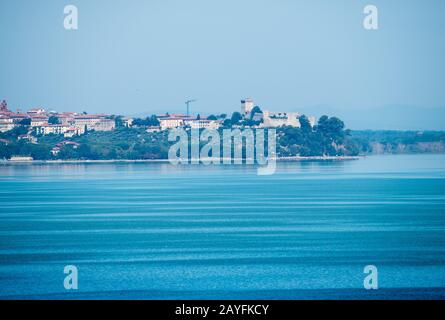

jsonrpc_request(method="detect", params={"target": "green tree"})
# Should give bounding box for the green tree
[133,115,160,127]
[223,119,232,127]
[114,116,124,127]
[148,115,160,126]
[132,118,148,127]
[250,106,262,116]
[48,116,60,124]
[316,115,346,155]
[231,112,242,124]
[249,106,263,122]
[207,114,217,120]
[298,115,312,134]
[19,118,31,125]
[78,144,92,159]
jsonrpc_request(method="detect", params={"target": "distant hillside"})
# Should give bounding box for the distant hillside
[350,130,445,154]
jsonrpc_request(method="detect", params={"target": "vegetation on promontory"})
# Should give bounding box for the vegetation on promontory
[1,114,444,160]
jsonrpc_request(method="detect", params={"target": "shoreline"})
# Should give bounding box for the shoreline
[0,156,361,165]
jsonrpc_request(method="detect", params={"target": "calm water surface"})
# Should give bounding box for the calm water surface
[0,155,445,299]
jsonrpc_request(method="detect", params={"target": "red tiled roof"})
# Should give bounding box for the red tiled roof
[74,114,106,119]
[12,113,29,117]
[37,124,67,127]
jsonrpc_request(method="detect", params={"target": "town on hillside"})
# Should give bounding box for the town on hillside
[4,98,368,161]
[0,98,316,137]
[3,98,442,161]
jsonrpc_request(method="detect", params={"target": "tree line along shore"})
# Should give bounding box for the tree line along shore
[1,114,445,161]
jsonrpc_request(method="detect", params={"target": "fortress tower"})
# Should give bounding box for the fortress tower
[241,98,254,115]
[0,100,9,113]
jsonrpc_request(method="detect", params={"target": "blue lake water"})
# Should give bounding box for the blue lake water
[0,154,445,299]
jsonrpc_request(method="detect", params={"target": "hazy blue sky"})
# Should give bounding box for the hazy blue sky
[0,0,444,129]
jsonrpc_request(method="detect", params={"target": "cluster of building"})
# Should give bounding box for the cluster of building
[0,98,316,138]
[240,98,316,128]
[0,100,115,137]
[0,100,27,132]
[150,98,316,131]
[154,114,222,131]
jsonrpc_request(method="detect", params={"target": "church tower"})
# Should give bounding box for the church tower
[0,100,9,113]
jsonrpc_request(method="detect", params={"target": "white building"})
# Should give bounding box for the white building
[10,113,30,124]
[73,115,102,130]
[35,124,70,135]
[73,115,115,131]
[30,116,49,127]
[307,116,317,127]
[159,118,184,130]
[58,112,77,126]
[123,118,134,127]
[27,108,47,117]
[93,118,115,131]
[64,126,85,137]
[184,119,221,130]
[261,111,316,128]
[35,124,84,136]
[262,111,301,128]
[0,115,15,132]
[18,134,37,143]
